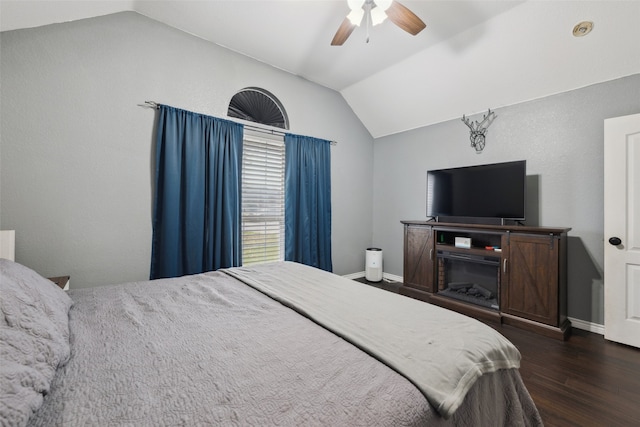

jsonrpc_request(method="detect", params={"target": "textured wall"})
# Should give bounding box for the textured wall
[0,12,374,287]
[372,74,640,324]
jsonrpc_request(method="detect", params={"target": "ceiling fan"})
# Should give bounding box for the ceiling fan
[331,0,426,46]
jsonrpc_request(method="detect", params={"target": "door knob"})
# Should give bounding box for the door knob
[608,237,622,246]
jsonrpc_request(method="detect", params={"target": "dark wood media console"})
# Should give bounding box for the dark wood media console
[401,221,571,340]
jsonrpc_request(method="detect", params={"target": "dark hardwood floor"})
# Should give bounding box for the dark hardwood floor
[493,323,640,426]
[355,277,640,426]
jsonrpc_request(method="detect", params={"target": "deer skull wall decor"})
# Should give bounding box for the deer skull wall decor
[461,109,497,153]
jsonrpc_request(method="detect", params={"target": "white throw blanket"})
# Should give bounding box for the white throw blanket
[223,261,521,419]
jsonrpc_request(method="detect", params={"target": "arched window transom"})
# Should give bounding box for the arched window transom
[228,87,289,130]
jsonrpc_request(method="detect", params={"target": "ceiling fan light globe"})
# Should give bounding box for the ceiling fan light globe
[347,8,365,26]
[375,0,393,11]
[347,0,365,11]
[370,7,387,26]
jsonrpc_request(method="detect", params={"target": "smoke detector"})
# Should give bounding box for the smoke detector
[573,21,593,37]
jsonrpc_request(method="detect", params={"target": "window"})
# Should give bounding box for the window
[228,87,289,129]
[241,130,285,266]
[228,87,289,266]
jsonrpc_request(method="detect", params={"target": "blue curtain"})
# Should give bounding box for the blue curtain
[284,134,332,272]
[150,105,244,279]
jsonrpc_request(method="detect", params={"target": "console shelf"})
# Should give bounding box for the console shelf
[435,244,501,258]
[401,221,571,340]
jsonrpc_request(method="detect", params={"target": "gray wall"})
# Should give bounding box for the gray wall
[0,12,374,287]
[372,74,640,325]
[3,10,638,325]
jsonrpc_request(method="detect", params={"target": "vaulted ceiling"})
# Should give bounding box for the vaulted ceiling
[1,1,638,138]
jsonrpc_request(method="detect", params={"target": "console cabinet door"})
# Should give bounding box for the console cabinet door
[503,234,559,326]
[403,225,434,292]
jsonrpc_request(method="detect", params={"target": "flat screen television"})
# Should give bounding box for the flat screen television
[427,160,526,222]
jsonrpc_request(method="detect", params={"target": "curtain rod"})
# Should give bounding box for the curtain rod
[141,101,337,146]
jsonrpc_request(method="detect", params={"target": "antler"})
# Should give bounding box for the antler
[462,109,496,131]
[477,108,496,129]
[461,114,476,130]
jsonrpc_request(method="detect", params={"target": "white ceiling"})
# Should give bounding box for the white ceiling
[2,1,639,138]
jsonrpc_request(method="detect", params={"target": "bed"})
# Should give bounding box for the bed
[0,259,542,426]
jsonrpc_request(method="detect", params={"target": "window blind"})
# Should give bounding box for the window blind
[241,130,285,265]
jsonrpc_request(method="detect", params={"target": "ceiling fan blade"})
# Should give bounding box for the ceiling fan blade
[386,1,426,36]
[331,17,356,46]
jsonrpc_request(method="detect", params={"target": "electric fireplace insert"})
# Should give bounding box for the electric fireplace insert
[436,250,500,310]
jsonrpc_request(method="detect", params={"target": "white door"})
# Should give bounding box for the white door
[604,113,640,348]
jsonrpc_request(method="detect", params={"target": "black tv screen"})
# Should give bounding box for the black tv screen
[427,160,526,221]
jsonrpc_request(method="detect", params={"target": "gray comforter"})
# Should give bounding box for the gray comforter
[225,262,522,418]
[28,262,541,426]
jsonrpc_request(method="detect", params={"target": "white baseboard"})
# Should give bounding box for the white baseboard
[342,271,403,283]
[568,317,604,335]
[383,272,403,282]
[342,271,365,280]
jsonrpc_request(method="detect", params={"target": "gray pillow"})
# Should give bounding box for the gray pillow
[0,259,73,427]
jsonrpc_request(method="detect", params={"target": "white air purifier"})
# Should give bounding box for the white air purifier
[365,248,383,282]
